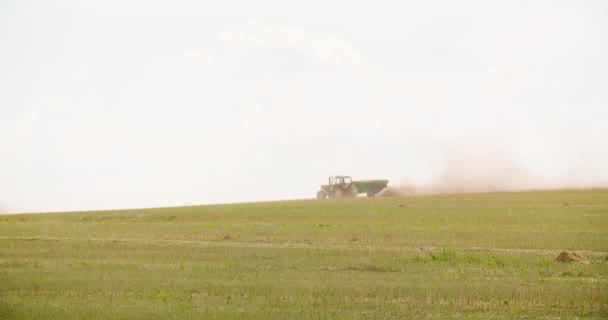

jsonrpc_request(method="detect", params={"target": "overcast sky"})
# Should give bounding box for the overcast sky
[1,1,607,213]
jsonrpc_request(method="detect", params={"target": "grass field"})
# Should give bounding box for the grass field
[1,189,607,319]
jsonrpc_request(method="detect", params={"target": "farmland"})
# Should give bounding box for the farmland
[1,189,607,319]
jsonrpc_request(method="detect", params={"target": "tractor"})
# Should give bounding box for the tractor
[316,176,388,199]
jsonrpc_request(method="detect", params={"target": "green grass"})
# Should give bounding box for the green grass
[1,189,607,319]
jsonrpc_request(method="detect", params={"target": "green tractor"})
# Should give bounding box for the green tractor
[316,176,389,199]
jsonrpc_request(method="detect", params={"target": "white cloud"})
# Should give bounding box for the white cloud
[222,22,368,69]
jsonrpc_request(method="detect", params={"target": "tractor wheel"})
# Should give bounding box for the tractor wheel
[316,190,327,200]
[345,185,358,197]
[332,188,343,199]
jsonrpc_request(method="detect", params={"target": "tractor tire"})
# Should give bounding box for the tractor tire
[345,185,358,198]
[316,190,327,200]
[332,188,343,199]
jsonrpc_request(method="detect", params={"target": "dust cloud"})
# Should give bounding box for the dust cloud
[377,149,606,197]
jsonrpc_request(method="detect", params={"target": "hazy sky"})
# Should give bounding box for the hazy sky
[1,1,607,213]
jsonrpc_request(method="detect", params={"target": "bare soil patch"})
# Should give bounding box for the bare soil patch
[555,251,585,263]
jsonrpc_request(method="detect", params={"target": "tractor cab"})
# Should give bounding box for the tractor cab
[329,176,352,188]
